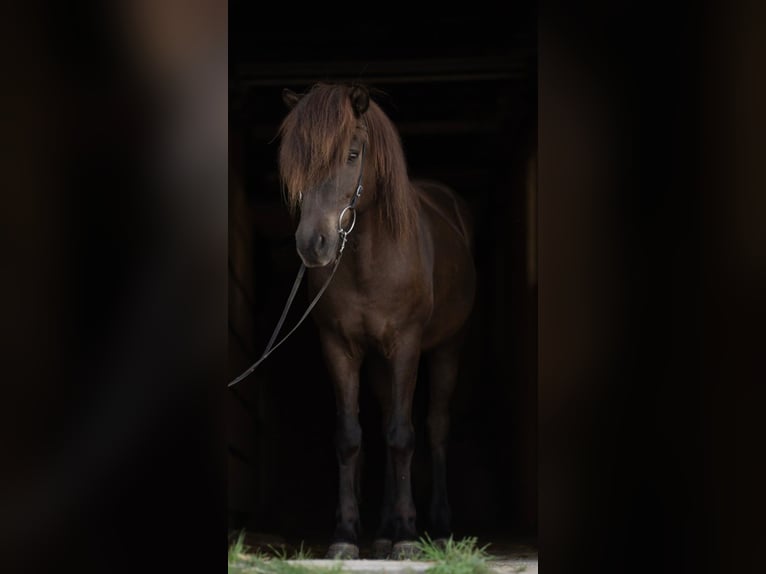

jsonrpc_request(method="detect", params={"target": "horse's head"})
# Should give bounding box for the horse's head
[278,84,370,268]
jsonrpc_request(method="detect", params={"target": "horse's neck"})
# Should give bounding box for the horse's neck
[345,196,424,272]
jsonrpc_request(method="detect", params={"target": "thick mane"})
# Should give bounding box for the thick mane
[278,83,417,239]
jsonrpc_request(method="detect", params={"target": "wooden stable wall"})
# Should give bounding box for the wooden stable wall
[229,2,537,545]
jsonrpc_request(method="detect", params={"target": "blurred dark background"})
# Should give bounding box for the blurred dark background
[538,2,766,573]
[228,1,538,550]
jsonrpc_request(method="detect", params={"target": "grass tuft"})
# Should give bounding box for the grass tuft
[415,534,495,574]
[269,541,314,561]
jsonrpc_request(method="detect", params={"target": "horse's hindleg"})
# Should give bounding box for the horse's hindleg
[321,335,363,559]
[385,330,421,557]
[426,337,462,540]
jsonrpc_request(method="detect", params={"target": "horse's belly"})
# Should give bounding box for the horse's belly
[421,295,474,350]
[421,254,476,350]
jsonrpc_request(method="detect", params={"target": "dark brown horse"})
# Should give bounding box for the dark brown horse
[278,83,476,559]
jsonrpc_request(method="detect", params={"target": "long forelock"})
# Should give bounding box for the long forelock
[278,85,357,215]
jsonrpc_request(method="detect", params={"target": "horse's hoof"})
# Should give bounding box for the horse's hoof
[325,542,359,559]
[372,538,393,559]
[432,537,450,550]
[391,541,421,560]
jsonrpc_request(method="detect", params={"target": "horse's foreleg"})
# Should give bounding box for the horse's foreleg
[385,330,422,556]
[368,358,395,558]
[426,337,462,540]
[321,335,363,559]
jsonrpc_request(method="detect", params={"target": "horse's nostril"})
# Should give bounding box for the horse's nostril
[316,234,326,249]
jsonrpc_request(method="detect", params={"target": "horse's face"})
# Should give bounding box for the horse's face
[280,85,371,268]
[294,133,365,267]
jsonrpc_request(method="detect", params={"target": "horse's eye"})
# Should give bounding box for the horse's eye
[347,151,359,163]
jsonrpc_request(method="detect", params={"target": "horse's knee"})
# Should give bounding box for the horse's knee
[336,418,362,462]
[386,421,414,453]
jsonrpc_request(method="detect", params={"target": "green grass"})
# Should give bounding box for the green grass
[228,531,341,574]
[415,534,497,574]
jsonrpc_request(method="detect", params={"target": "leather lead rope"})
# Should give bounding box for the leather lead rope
[227,257,341,388]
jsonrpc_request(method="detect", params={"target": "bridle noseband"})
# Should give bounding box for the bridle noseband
[228,139,367,388]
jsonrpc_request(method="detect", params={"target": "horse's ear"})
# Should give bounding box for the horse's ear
[349,85,369,117]
[282,88,302,110]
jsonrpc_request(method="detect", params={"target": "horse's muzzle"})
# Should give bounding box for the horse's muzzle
[296,230,336,267]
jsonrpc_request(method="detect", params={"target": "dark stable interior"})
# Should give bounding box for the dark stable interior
[228,3,537,554]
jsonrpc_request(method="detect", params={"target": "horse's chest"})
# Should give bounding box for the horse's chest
[355,283,430,332]
[316,273,432,352]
